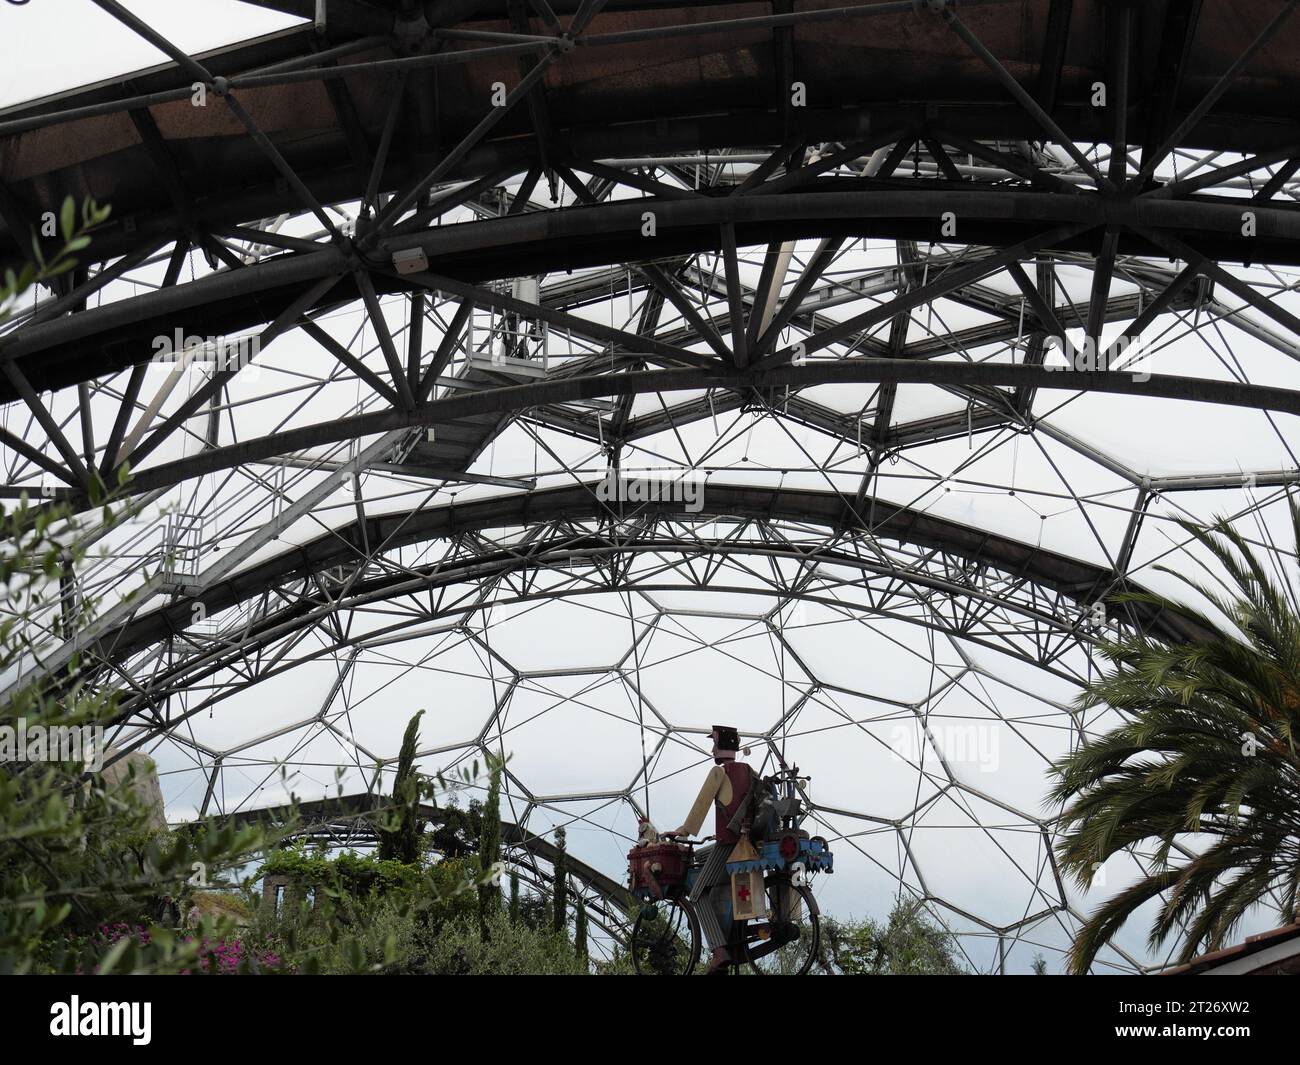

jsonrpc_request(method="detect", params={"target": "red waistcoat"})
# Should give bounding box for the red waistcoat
[714,761,753,845]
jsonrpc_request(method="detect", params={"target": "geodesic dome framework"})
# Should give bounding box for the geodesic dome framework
[4,0,1300,972]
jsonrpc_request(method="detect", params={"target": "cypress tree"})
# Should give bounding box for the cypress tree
[575,898,588,964]
[551,826,568,935]
[378,710,424,864]
[477,752,503,929]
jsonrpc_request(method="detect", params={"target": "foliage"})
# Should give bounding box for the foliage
[260,845,421,897]
[574,898,588,965]
[333,850,422,895]
[410,907,589,976]
[478,752,503,926]
[552,825,568,934]
[820,900,969,975]
[0,199,292,974]
[429,796,483,858]
[249,855,480,974]
[185,890,253,930]
[248,755,508,973]
[95,922,285,975]
[377,710,426,865]
[0,504,277,973]
[517,884,552,932]
[0,195,109,325]
[592,946,635,976]
[1049,504,1300,973]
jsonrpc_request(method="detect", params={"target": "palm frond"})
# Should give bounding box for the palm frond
[1051,506,1300,970]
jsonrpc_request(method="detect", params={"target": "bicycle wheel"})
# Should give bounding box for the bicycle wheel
[630,897,702,975]
[743,878,820,975]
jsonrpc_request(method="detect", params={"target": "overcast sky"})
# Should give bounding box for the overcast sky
[0,0,300,109]
[4,0,1296,974]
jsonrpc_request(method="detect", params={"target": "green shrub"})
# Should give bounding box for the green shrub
[411,907,589,975]
[251,855,479,974]
[821,900,970,975]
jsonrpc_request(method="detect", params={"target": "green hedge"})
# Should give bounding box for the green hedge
[259,847,421,897]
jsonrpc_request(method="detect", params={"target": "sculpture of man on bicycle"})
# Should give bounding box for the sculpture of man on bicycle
[664,724,753,973]
[627,726,834,975]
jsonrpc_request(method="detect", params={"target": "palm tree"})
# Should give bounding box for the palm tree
[1050,504,1300,973]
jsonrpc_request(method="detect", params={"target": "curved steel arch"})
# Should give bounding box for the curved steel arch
[5,0,1300,972]
[4,0,1300,273]
[15,359,1300,517]
[112,360,1300,489]
[83,478,1210,758]
[10,187,1300,399]
[1,1,1299,526]
[38,486,1206,723]
[81,480,1205,678]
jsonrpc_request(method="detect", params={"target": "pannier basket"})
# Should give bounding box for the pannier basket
[628,842,691,899]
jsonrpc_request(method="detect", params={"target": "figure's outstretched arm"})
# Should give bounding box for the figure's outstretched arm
[671,765,725,837]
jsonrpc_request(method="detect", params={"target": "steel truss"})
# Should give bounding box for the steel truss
[4,0,1300,972]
